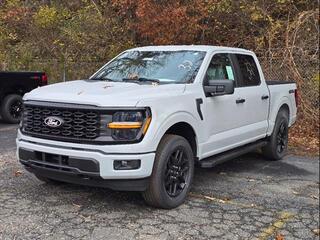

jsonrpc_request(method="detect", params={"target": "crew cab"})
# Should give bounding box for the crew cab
[0,71,48,123]
[16,46,298,208]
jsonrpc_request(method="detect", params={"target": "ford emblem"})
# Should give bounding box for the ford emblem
[44,116,64,128]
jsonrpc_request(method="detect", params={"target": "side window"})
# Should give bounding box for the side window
[205,54,235,81]
[235,54,260,86]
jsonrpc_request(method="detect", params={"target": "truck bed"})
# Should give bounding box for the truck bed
[0,71,47,97]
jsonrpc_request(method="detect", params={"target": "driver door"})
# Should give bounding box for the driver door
[201,53,247,158]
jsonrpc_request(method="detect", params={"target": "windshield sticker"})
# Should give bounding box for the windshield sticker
[226,66,234,80]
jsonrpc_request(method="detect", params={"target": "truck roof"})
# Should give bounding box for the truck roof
[129,45,253,54]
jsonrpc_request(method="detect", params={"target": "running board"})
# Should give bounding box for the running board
[198,140,267,168]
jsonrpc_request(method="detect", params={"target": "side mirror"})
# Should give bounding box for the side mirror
[204,79,235,97]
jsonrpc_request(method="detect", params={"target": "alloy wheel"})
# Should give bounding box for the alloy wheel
[276,121,288,153]
[164,147,191,197]
[9,100,22,120]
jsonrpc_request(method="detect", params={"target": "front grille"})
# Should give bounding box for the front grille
[22,103,100,142]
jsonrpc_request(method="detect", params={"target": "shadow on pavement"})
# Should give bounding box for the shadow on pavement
[194,152,313,178]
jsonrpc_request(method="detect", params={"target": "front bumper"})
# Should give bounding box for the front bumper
[16,138,155,191]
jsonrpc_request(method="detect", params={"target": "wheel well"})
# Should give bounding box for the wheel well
[1,92,21,103]
[279,104,290,119]
[1,86,26,99]
[165,122,197,157]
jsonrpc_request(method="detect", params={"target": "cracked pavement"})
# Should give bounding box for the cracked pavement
[0,124,319,239]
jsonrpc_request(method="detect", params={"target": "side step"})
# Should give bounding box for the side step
[198,140,267,168]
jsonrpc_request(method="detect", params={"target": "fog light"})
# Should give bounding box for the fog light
[113,160,141,170]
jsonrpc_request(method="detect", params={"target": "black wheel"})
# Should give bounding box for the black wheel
[143,134,194,209]
[262,109,289,160]
[0,94,23,123]
[34,174,64,185]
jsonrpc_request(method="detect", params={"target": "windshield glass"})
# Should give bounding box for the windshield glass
[91,50,206,84]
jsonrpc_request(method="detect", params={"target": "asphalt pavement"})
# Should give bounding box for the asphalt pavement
[0,123,319,240]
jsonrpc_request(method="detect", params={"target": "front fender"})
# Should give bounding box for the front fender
[150,111,199,152]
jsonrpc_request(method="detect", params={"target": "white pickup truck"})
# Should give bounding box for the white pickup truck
[17,46,298,208]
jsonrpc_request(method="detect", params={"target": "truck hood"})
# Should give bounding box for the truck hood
[24,80,186,107]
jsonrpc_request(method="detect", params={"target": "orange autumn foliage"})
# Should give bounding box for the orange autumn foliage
[112,0,207,44]
[135,0,206,44]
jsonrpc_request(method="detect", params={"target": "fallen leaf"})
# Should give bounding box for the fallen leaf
[292,191,299,195]
[275,233,284,240]
[248,178,255,182]
[310,195,319,200]
[72,203,81,208]
[79,215,91,222]
[103,84,113,89]
[219,172,226,175]
[312,229,320,235]
[203,195,226,203]
[203,196,215,201]
[14,170,22,177]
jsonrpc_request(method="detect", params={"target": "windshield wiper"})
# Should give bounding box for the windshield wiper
[90,77,118,82]
[122,77,160,84]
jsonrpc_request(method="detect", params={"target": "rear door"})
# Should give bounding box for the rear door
[231,53,269,141]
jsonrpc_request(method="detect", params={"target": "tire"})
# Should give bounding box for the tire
[34,174,64,185]
[0,94,23,124]
[143,134,194,209]
[262,109,289,160]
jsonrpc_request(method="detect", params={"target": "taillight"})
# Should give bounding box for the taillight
[294,89,299,108]
[41,73,48,86]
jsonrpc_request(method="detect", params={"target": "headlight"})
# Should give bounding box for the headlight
[100,109,151,142]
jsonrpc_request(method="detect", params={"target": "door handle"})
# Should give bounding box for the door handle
[236,98,245,104]
[261,95,269,100]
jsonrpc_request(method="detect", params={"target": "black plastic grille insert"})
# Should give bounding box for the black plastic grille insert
[22,104,101,141]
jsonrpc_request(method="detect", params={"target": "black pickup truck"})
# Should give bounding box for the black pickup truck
[0,71,48,123]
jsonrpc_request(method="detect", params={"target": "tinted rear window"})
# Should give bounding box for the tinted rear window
[236,54,260,86]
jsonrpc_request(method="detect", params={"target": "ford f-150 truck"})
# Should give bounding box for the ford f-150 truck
[16,46,298,209]
[0,71,48,123]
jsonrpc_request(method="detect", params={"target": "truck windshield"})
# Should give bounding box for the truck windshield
[91,50,206,84]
